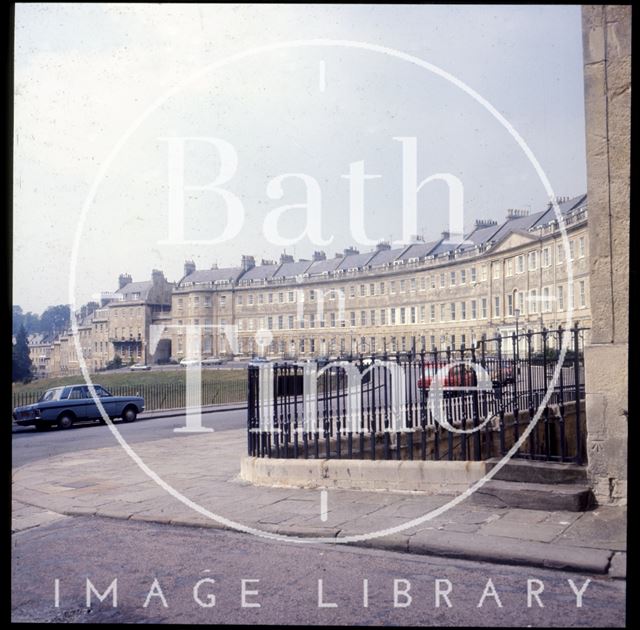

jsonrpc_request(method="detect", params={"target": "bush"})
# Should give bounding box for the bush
[106,354,123,370]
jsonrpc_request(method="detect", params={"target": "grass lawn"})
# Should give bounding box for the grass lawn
[12,368,247,395]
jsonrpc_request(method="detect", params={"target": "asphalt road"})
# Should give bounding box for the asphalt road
[11,407,247,468]
[11,515,625,625]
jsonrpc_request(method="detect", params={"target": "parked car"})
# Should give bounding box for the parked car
[417,360,515,391]
[179,357,225,367]
[417,363,478,391]
[130,363,151,371]
[482,358,517,386]
[12,384,145,431]
[201,357,224,366]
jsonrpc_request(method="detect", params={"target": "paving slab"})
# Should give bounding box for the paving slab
[478,519,572,543]
[609,552,627,579]
[11,501,69,534]
[12,427,627,577]
[553,507,627,551]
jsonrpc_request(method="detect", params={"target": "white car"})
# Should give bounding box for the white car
[201,357,224,365]
[130,363,151,371]
[180,357,225,367]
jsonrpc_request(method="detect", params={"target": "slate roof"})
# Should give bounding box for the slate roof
[174,193,587,287]
[428,238,459,257]
[367,246,408,267]
[337,251,376,271]
[180,267,244,286]
[27,333,54,345]
[117,281,153,301]
[238,264,279,282]
[457,223,501,252]
[486,210,547,246]
[273,260,314,279]
[306,256,344,276]
[396,241,439,262]
[530,194,587,229]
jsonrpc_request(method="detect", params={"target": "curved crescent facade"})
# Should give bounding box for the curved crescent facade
[169,194,590,360]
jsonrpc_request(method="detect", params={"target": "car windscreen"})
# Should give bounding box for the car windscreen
[38,388,64,402]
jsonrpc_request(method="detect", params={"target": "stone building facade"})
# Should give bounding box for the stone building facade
[36,270,174,377]
[32,193,590,375]
[169,194,590,361]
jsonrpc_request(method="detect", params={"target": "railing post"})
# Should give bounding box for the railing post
[471,342,481,460]
[526,329,535,459]
[511,331,520,453]
[496,334,505,456]
[419,347,427,460]
[406,349,414,461]
[542,327,551,460]
[558,325,566,462]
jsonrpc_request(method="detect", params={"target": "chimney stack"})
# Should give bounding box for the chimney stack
[312,250,326,261]
[343,246,359,256]
[506,208,530,219]
[151,269,164,285]
[184,260,196,277]
[241,255,255,271]
[280,253,294,264]
[376,241,391,251]
[474,219,498,229]
[118,273,132,289]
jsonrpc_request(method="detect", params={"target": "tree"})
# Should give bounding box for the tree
[13,306,41,335]
[12,324,32,382]
[12,305,23,335]
[39,304,70,336]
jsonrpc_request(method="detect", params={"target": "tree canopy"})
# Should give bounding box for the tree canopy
[12,324,32,382]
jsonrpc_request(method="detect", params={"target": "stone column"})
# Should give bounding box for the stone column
[581,6,630,504]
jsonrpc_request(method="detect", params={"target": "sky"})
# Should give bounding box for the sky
[13,3,588,314]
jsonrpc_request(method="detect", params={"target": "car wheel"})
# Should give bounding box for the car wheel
[122,407,137,423]
[58,415,73,430]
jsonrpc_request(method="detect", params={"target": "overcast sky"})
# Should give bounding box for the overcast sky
[13,3,587,314]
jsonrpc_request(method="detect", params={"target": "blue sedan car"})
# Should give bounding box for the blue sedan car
[13,384,145,431]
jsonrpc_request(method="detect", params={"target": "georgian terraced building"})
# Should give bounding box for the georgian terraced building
[170,193,590,361]
[31,193,589,377]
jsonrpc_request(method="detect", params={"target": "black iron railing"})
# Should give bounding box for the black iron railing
[247,325,588,464]
[12,377,248,412]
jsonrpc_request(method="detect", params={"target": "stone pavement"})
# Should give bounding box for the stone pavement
[12,427,626,577]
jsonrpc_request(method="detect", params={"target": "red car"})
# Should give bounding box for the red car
[417,363,477,390]
[417,360,515,391]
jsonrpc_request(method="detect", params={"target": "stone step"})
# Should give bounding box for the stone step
[485,457,588,485]
[471,480,594,512]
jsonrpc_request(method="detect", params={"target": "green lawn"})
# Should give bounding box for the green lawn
[12,368,246,395]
